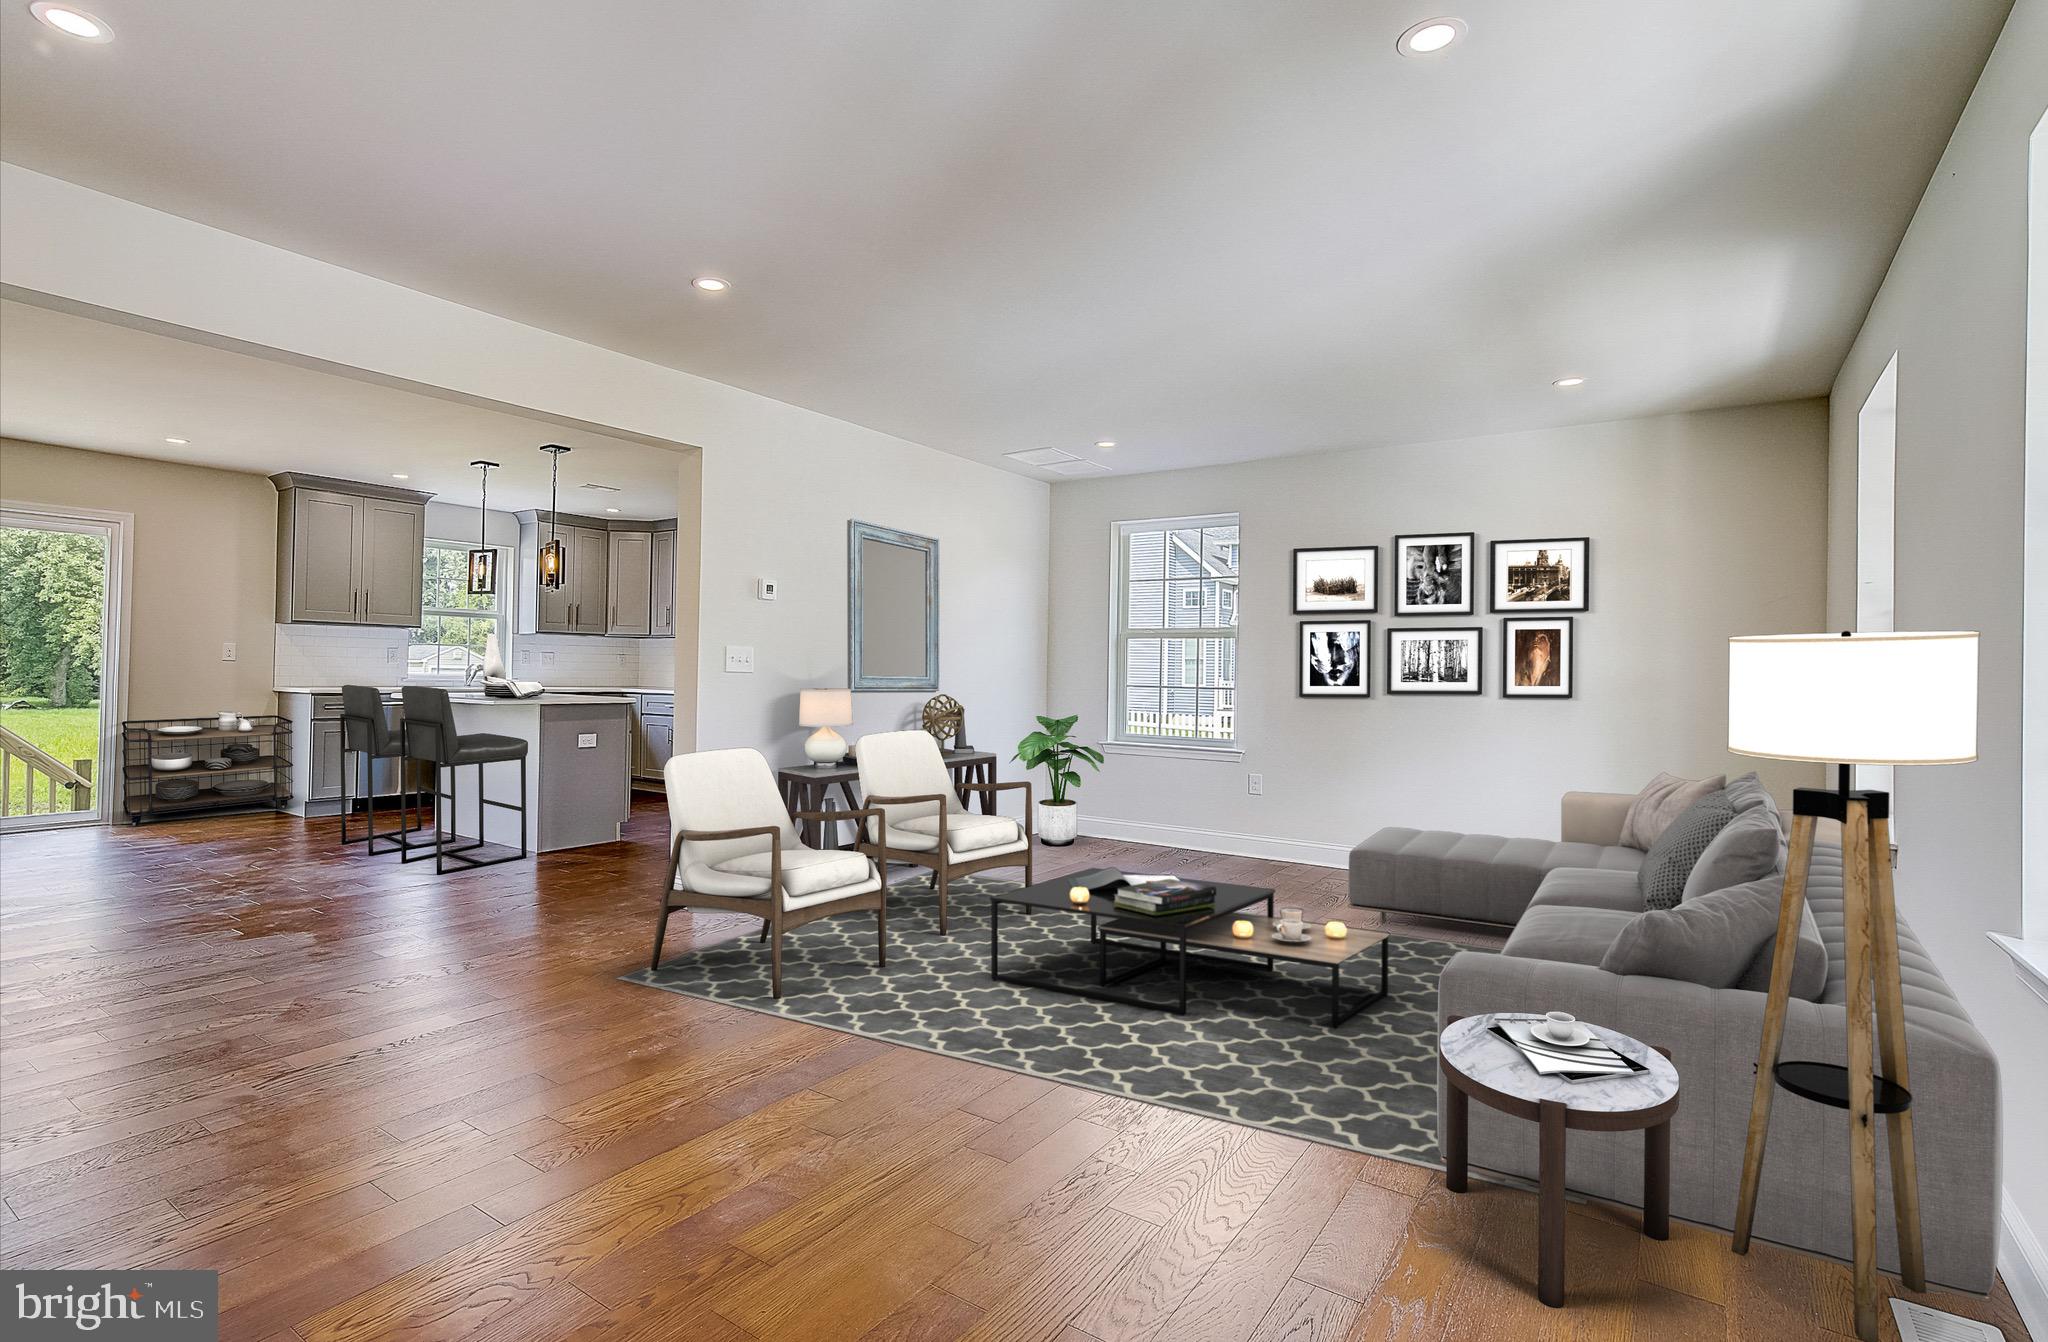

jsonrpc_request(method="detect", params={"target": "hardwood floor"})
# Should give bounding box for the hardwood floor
[0,799,2029,1342]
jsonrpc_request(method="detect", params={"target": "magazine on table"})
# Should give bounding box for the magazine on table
[1075,868,1217,901]
[1489,1019,1647,1082]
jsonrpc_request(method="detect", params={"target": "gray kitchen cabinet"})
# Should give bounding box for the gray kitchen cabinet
[309,717,346,802]
[571,527,610,635]
[649,527,677,639]
[607,529,653,636]
[640,714,674,777]
[273,474,430,627]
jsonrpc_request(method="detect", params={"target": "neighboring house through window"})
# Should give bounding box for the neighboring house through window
[1112,514,1238,746]
[409,540,506,679]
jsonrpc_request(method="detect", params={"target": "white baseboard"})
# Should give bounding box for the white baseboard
[2003,1190,2048,1340]
[1076,815,1351,870]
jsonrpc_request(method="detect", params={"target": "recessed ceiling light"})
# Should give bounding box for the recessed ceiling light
[604,507,621,514]
[1095,441,1117,449]
[691,276,730,293]
[1396,17,1465,57]
[391,473,410,480]
[30,3,113,41]
[163,436,189,445]
[1552,376,1586,388]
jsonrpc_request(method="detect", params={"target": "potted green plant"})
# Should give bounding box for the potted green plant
[1014,714,1104,846]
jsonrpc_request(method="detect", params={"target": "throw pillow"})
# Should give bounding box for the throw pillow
[1721,772,1779,820]
[1637,791,1735,910]
[1732,893,1830,1001]
[1621,772,1727,850]
[1600,873,1782,987]
[1681,804,1782,903]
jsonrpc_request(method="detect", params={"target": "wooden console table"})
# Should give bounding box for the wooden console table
[777,749,997,849]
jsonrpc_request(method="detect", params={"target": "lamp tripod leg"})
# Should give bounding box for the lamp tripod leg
[1843,801,1880,1342]
[1733,812,1817,1253]
[1868,814,1925,1294]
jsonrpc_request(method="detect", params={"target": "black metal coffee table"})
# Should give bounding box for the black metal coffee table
[987,874,1273,1014]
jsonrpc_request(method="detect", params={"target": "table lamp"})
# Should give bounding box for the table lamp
[799,689,853,766]
[1725,630,1977,1342]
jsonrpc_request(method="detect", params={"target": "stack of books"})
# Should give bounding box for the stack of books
[1110,874,1215,917]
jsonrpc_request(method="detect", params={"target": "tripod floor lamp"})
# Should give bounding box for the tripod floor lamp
[1726,630,1978,1342]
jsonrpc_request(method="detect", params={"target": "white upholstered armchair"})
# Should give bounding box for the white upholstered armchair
[854,730,1031,933]
[653,748,887,997]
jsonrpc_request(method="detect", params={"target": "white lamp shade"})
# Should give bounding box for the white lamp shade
[1728,631,1977,765]
[798,688,853,728]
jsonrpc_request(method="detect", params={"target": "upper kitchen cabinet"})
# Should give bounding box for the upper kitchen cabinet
[606,524,654,637]
[649,524,677,639]
[517,509,607,636]
[272,473,431,627]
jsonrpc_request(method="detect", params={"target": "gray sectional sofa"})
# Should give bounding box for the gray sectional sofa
[1350,785,2001,1295]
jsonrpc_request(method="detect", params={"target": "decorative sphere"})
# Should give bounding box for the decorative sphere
[1324,921,1349,939]
[1068,886,1091,906]
[1231,919,1255,939]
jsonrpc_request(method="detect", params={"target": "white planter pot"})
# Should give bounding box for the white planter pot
[1037,800,1079,846]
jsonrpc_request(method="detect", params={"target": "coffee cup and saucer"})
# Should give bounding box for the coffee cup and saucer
[1271,908,1311,944]
[1531,1011,1593,1048]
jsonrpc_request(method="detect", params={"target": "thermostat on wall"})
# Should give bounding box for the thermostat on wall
[758,578,778,601]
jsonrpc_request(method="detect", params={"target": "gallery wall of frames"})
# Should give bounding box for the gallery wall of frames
[1293,535,1587,700]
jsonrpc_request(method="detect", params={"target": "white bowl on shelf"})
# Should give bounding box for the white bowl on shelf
[150,756,194,771]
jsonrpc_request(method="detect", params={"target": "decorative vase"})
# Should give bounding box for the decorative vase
[1037,799,1078,847]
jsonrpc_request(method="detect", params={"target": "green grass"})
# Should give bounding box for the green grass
[0,706,102,816]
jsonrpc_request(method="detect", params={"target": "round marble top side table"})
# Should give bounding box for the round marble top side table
[1437,1012,1681,1308]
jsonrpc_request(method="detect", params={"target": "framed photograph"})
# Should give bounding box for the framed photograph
[1394,532,1475,615]
[1300,621,1370,697]
[1503,617,1574,698]
[1387,627,1482,694]
[1490,538,1589,612]
[1292,546,1377,614]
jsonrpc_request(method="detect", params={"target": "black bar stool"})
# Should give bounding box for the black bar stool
[339,684,414,854]
[398,686,529,872]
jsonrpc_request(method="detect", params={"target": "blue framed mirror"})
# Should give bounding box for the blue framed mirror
[848,521,939,691]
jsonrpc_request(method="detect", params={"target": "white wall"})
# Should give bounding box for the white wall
[1822,0,2048,1320]
[1047,403,1828,863]
[0,166,1050,769]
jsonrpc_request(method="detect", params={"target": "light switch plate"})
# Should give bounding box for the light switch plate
[1247,773,1263,796]
[221,642,237,662]
[725,645,755,673]
[577,733,598,749]
[543,651,556,666]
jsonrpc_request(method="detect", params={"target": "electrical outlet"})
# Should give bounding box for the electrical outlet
[1247,773,1264,796]
[577,733,598,748]
[385,645,398,662]
[543,650,557,667]
[520,648,531,665]
[220,641,237,662]
[724,645,755,673]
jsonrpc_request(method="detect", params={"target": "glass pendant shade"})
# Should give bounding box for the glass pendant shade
[539,535,566,589]
[466,546,497,595]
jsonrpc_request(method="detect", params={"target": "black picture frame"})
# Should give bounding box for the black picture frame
[1489,537,1590,613]
[1299,620,1371,697]
[1291,546,1378,614]
[1387,626,1484,695]
[1502,617,1575,698]
[1393,532,1475,615]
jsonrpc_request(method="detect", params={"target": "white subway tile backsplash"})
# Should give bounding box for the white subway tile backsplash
[274,624,669,689]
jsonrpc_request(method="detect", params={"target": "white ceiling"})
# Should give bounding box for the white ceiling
[0,1,2013,477]
[0,301,682,518]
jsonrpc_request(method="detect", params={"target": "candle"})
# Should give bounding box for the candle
[1231,919,1255,939]
[1324,920,1349,940]
[1069,886,1091,907]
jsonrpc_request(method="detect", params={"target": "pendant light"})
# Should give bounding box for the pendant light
[466,460,500,595]
[538,444,571,589]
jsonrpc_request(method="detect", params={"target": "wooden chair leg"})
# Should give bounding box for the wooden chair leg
[1842,801,1880,1342]
[770,913,784,998]
[937,856,950,933]
[1733,812,1818,1252]
[650,903,671,971]
[1868,814,1925,1293]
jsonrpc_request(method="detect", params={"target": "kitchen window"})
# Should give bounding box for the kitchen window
[1111,514,1238,748]
[409,541,506,679]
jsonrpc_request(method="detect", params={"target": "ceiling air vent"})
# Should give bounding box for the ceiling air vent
[1003,447,1110,474]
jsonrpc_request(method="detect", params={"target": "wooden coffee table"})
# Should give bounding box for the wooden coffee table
[1139,914,1391,1027]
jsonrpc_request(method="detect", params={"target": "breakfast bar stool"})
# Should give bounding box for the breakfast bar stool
[339,685,414,854]
[398,686,528,873]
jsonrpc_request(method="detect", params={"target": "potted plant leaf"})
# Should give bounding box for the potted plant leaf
[1014,714,1104,846]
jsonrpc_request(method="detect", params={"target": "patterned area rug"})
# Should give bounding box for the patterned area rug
[622,874,1460,1162]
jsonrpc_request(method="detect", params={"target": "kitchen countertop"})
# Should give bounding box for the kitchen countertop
[275,685,673,696]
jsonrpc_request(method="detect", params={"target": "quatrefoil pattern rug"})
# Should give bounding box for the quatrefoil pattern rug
[622,874,1459,1161]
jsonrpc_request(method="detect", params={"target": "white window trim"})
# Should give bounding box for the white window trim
[408,539,510,682]
[1106,512,1240,751]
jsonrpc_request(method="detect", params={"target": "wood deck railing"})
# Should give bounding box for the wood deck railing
[0,724,93,817]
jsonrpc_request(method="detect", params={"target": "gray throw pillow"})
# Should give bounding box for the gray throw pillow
[1620,772,1726,850]
[1637,791,1735,910]
[1732,892,1830,1001]
[1722,772,1779,821]
[1681,804,1782,903]
[1600,873,1782,987]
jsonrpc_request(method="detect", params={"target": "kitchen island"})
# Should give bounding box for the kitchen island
[274,688,633,853]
